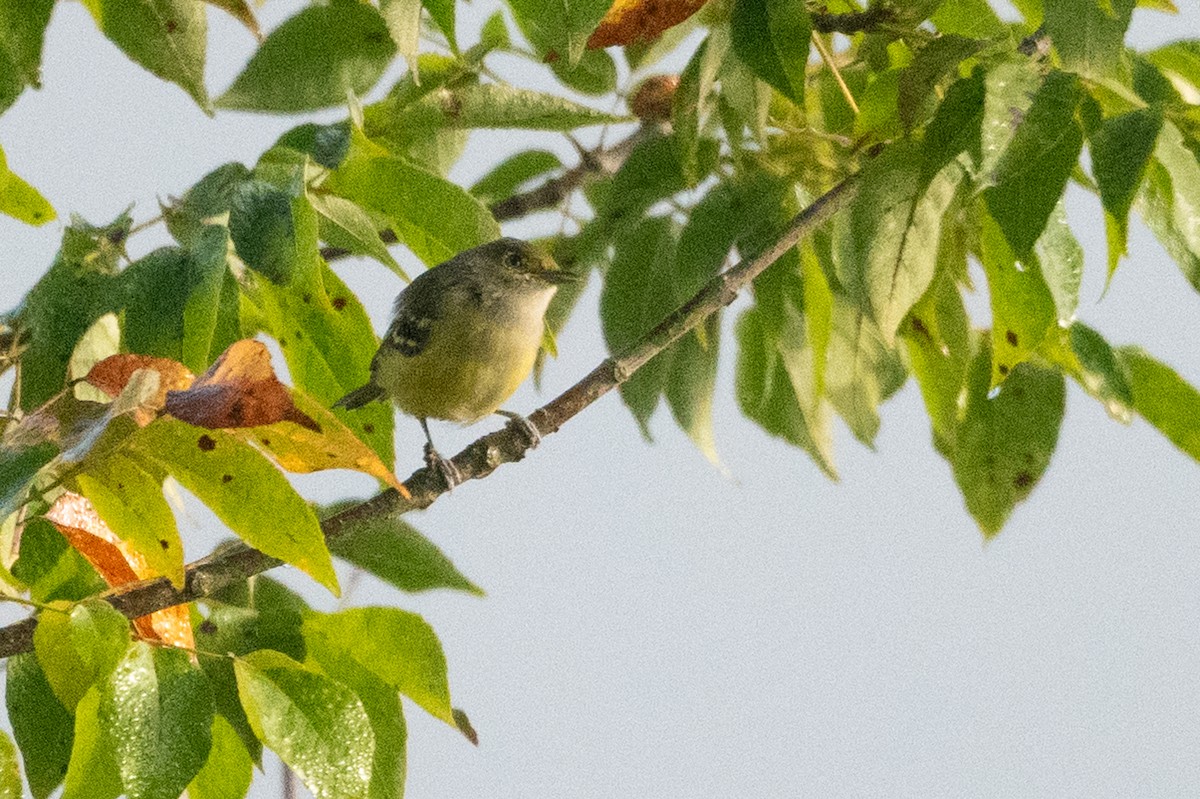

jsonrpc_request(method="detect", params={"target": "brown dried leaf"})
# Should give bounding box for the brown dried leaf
[236,392,409,496]
[587,0,709,48]
[87,354,195,401]
[165,339,319,432]
[45,492,194,648]
[85,355,195,427]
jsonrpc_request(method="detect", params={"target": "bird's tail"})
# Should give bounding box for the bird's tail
[333,382,385,410]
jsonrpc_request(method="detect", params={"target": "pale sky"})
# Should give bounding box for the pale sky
[1,2,1199,797]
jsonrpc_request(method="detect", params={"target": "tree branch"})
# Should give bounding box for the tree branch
[811,7,896,35]
[0,172,861,660]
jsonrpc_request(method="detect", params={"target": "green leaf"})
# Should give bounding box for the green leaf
[1146,40,1200,97]
[0,143,55,225]
[1053,322,1134,422]
[228,180,297,285]
[0,730,21,799]
[929,0,1007,37]
[922,68,985,182]
[6,653,74,799]
[81,0,209,108]
[372,82,624,131]
[216,4,396,112]
[162,162,251,246]
[276,123,352,171]
[75,454,184,587]
[196,576,309,764]
[600,217,679,436]
[979,55,1043,180]
[379,0,420,77]
[303,607,454,724]
[1089,107,1163,279]
[99,642,213,799]
[854,67,903,141]
[328,150,499,266]
[1044,0,1134,82]
[943,334,1066,537]
[826,294,907,448]
[594,132,717,234]
[1136,121,1200,291]
[421,0,456,50]
[128,419,339,594]
[32,600,131,712]
[187,715,253,799]
[978,207,1057,386]
[903,269,971,448]
[12,518,108,606]
[1035,201,1084,322]
[61,687,120,799]
[984,71,1084,257]
[121,227,232,371]
[470,149,563,207]
[504,0,611,64]
[304,641,407,799]
[666,315,721,464]
[1115,346,1200,461]
[235,650,374,799]
[327,510,483,595]
[311,192,408,279]
[835,142,963,344]
[247,191,393,466]
[16,213,129,409]
[0,0,55,113]
[551,46,617,95]
[479,10,510,51]
[0,440,56,520]
[735,301,837,477]
[730,0,811,105]
[899,35,984,132]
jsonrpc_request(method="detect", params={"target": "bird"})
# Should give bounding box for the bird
[335,237,573,488]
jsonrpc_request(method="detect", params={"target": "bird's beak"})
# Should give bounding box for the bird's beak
[542,268,581,285]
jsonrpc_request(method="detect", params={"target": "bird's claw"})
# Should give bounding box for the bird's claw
[498,411,541,449]
[424,443,462,490]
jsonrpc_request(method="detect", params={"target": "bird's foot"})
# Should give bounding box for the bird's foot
[497,410,541,449]
[424,443,462,490]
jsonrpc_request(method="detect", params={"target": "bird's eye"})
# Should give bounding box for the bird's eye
[503,250,523,269]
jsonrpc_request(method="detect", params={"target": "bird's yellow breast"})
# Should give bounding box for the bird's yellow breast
[372,289,553,423]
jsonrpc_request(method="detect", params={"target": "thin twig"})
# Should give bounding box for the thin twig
[812,33,859,115]
[0,172,862,660]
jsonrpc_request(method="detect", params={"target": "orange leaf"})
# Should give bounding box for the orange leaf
[45,492,194,649]
[237,391,410,497]
[86,354,195,399]
[587,0,709,48]
[165,339,319,432]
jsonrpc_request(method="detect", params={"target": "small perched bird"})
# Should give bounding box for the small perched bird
[335,237,572,488]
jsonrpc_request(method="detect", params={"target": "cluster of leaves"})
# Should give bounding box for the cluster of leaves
[0,1,629,797]
[579,0,1200,536]
[0,0,1199,797]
